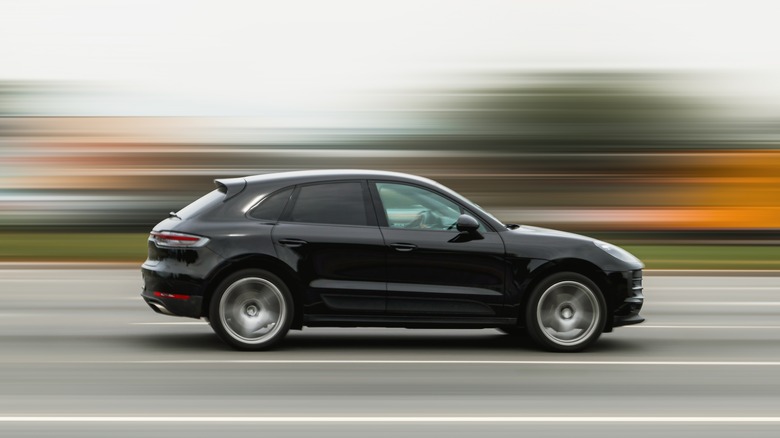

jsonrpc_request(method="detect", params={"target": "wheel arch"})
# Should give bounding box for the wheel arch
[202,254,305,329]
[518,258,614,331]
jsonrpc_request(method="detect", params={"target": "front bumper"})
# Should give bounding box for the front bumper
[613,269,645,327]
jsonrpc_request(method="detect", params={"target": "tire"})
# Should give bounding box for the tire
[524,272,606,352]
[209,269,293,351]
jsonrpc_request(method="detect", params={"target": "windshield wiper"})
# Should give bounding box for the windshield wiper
[168,211,182,220]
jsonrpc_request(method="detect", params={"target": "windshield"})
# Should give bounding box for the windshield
[423,180,505,229]
[471,202,505,228]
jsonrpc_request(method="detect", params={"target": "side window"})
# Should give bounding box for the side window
[248,187,293,221]
[376,183,464,231]
[288,182,369,226]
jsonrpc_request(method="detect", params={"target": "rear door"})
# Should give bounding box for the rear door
[272,180,386,315]
[371,181,507,318]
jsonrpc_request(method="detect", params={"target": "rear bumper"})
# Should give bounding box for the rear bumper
[141,264,206,318]
[141,289,203,318]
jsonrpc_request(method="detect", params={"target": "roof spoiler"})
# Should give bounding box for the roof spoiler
[214,177,247,201]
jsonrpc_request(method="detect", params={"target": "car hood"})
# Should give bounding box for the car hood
[501,225,643,271]
[510,224,596,242]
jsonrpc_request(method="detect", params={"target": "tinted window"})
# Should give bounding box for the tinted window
[376,183,462,231]
[288,182,368,226]
[248,187,293,221]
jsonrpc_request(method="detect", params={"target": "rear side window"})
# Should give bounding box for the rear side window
[249,188,293,221]
[287,182,369,226]
[175,189,226,218]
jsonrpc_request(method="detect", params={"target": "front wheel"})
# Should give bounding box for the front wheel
[525,272,606,352]
[209,269,293,351]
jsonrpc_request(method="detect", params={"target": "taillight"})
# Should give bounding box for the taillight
[150,231,209,248]
[154,291,190,300]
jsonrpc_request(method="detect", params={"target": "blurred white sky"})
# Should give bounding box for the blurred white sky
[2,0,780,117]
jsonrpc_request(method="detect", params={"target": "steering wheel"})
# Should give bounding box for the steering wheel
[405,210,432,229]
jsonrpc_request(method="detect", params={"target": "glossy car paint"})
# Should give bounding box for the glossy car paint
[141,170,644,333]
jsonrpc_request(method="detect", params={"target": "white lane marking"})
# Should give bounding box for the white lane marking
[652,302,780,306]
[129,322,780,329]
[630,325,780,329]
[70,360,780,366]
[131,322,208,325]
[0,416,779,423]
[649,287,780,290]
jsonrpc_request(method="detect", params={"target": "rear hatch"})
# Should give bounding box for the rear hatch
[151,177,246,232]
[146,178,246,263]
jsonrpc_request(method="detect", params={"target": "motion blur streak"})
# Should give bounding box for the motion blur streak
[1,72,779,236]
[1,1,779,437]
[1,416,780,423]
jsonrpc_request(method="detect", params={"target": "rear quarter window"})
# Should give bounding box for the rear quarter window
[248,187,294,221]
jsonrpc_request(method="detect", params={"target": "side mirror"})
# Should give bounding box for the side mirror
[456,214,480,233]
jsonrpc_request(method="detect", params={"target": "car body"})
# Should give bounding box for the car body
[141,170,644,352]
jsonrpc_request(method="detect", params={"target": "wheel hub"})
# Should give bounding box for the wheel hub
[245,304,259,317]
[536,280,602,346]
[219,276,287,345]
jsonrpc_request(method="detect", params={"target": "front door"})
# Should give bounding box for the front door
[371,182,506,317]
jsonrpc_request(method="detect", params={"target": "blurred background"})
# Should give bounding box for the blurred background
[1,0,779,267]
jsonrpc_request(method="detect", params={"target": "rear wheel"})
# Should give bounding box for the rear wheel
[525,272,606,352]
[209,269,293,351]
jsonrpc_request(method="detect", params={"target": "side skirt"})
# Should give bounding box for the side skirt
[303,314,517,329]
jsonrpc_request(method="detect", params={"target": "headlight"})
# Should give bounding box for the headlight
[594,240,641,264]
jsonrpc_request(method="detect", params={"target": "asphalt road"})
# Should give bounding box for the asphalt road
[1,268,779,437]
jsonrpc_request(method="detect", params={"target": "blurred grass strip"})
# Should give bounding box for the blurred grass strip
[0,233,147,262]
[622,245,780,270]
[0,233,778,269]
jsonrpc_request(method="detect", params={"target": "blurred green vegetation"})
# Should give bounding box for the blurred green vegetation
[0,233,778,269]
[621,245,780,270]
[0,233,147,262]
[412,72,779,153]
[3,73,779,232]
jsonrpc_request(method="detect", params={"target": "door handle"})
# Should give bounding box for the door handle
[390,243,417,252]
[278,238,308,248]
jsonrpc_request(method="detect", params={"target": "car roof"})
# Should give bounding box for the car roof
[242,169,436,186]
[215,170,434,201]
[215,169,506,230]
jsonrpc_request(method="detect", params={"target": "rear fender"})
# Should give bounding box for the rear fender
[203,254,305,329]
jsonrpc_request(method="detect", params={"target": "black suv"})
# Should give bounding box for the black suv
[141,170,644,352]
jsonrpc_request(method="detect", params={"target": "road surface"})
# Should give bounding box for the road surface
[0,268,779,437]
